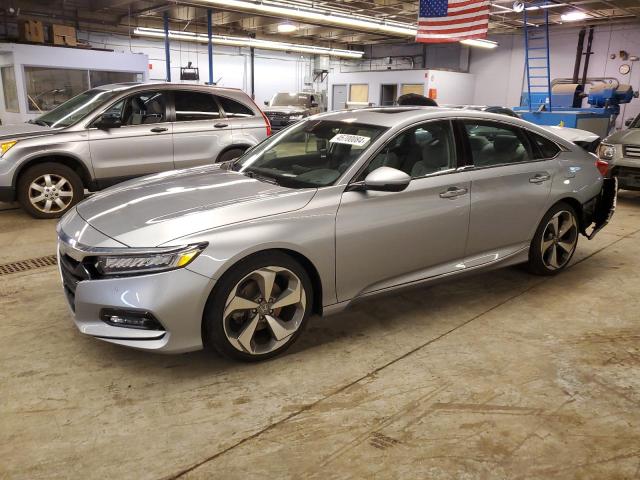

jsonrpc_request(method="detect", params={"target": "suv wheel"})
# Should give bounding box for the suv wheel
[528,202,579,275]
[217,148,246,163]
[203,251,313,361]
[17,163,84,219]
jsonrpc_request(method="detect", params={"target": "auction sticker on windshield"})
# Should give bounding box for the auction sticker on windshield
[329,134,371,147]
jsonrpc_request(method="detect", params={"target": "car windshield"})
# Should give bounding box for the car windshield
[231,120,387,188]
[270,93,310,107]
[29,89,118,128]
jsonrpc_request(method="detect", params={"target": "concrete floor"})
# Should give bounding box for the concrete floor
[1,194,640,479]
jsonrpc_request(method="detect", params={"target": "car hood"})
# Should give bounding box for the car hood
[264,106,307,115]
[605,128,640,145]
[75,165,317,247]
[0,122,56,141]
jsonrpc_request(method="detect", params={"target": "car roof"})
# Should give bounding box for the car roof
[95,82,248,97]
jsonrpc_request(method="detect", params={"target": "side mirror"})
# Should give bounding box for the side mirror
[93,113,122,130]
[362,166,411,192]
[264,100,269,106]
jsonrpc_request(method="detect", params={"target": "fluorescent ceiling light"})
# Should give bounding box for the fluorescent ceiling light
[561,11,589,21]
[460,38,498,49]
[133,27,364,58]
[277,22,297,33]
[191,0,417,37]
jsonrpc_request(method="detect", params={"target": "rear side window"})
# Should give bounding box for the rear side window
[462,120,533,167]
[528,131,561,159]
[174,91,221,121]
[216,96,254,118]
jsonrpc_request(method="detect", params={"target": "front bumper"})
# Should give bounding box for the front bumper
[265,115,303,130]
[57,233,216,354]
[610,165,640,191]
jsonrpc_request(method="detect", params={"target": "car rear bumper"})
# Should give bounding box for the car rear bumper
[582,177,617,240]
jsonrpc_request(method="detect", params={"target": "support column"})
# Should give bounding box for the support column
[207,9,213,85]
[250,46,255,99]
[163,11,171,82]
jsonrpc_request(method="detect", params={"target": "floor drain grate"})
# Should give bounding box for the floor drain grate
[0,255,58,276]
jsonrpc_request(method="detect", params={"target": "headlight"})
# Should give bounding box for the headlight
[598,143,616,161]
[0,140,17,157]
[289,114,304,120]
[94,243,207,276]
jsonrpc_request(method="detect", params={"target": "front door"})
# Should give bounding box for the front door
[335,120,471,302]
[460,119,555,258]
[88,90,173,182]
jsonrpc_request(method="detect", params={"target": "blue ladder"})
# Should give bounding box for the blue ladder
[523,2,552,112]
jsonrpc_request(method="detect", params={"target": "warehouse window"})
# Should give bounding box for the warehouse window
[216,96,254,118]
[89,70,142,88]
[400,84,424,96]
[349,84,369,103]
[24,67,88,112]
[1,66,19,112]
[174,91,220,121]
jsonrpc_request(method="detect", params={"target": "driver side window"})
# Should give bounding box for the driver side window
[103,91,166,126]
[363,120,455,179]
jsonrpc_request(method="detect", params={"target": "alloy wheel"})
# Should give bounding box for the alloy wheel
[223,266,306,355]
[28,174,74,214]
[540,210,578,270]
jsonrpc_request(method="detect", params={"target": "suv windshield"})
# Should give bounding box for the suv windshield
[232,120,387,188]
[270,93,310,107]
[30,88,118,128]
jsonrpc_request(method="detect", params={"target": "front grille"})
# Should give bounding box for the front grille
[59,253,93,311]
[623,145,640,159]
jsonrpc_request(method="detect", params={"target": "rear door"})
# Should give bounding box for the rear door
[171,90,232,168]
[215,94,267,146]
[88,90,173,182]
[460,119,558,259]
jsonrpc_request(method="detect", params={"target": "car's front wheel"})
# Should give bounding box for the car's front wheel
[17,163,84,219]
[203,251,313,361]
[528,202,579,275]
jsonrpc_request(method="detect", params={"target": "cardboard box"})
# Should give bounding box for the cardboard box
[18,20,45,43]
[51,24,77,47]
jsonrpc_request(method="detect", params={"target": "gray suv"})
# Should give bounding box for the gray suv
[0,83,270,218]
[598,113,640,190]
[263,92,324,130]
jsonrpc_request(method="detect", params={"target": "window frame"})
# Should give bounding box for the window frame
[170,89,223,123]
[456,118,558,170]
[215,94,256,119]
[87,89,169,129]
[525,130,563,160]
[350,119,461,183]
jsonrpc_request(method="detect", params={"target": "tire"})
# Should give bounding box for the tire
[528,202,579,276]
[203,251,313,362]
[217,148,246,163]
[17,163,84,219]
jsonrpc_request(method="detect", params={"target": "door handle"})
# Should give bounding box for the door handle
[439,187,468,199]
[150,127,168,133]
[214,123,229,129]
[529,173,551,184]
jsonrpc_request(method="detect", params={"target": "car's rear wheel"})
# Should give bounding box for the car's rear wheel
[203,252,313,361]
[528,202,579,275]
[217,148,246,163]
[17,163,84,219]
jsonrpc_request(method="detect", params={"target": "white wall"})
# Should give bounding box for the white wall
[328,68,476,108]
[469,23,640,129]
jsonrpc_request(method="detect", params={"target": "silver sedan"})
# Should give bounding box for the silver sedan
[56,107,616,361]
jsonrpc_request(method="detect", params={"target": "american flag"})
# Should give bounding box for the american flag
[416,0,490,44]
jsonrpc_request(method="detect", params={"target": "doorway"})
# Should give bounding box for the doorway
[380,84,398,106]
[332,84,348,111]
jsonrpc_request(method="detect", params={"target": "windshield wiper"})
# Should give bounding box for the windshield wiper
[30,119,50,127]
[242,170,280,185]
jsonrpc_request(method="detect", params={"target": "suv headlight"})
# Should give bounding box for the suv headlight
[598,143,616,161]
[94,243,207,276]
[0,140,17,157]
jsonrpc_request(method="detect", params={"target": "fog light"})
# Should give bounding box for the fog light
[100,309,163,330]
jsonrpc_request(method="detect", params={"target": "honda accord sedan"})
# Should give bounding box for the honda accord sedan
[57,107,616,361]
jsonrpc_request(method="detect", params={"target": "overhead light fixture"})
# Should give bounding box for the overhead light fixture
[133,27,364,59]
[277,22,297,33]
[460,38,498,49]
[190,0,417,37]
[561,11,589,22]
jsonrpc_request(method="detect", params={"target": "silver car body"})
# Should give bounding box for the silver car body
[57,107,605,353]
[0,83,268,202]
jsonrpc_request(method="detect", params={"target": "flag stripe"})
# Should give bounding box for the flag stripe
[416,28,489,39]
[418,18,489,32]
[419,11,490,25]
